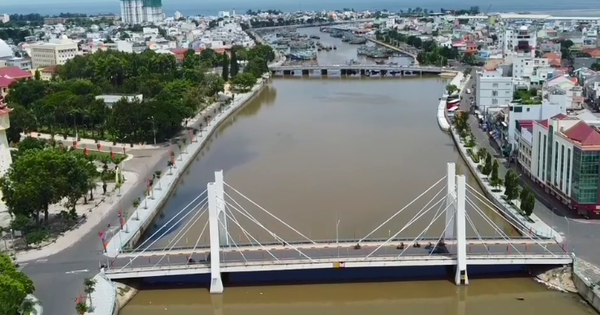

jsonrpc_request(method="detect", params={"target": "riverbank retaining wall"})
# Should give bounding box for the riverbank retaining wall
[573,256,600,312]
[437,72,468,132]
[449,127,562,241]
[105,79,269,257]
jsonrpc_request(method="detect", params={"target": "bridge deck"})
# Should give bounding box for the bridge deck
[117,238,560,259]
[107,242,568,279]
[269,65,446,72]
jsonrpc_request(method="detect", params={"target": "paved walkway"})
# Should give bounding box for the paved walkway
[13,171,137,262]
[85,273,117,315]
[23,132,162,151]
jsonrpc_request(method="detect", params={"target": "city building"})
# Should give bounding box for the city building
[0,66,33,98]
[475,69,514,111]
[30,36,79,68]
[0,14,9,24]
[502,26,537,57]
[528,113,600,217]
[120,0,164,25]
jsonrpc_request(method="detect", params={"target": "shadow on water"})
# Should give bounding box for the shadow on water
[137,85,279,245]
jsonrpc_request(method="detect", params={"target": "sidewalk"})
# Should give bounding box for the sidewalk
[23,132,161,151]
[85,273,118,315]
[14,171,138,263]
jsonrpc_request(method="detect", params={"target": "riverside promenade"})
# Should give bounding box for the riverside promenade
[440,78,561,242]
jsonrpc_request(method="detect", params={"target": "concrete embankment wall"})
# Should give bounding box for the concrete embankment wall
[437,72,466,132]
[105,80,269,256]
[573,257,600,313]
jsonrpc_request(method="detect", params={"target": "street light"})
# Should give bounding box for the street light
[336,212,341,258]
[150,116,156,145]
[563,216,570,252]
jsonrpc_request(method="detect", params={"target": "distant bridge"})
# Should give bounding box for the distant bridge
[103,163,571,292]
[268,65,448,77]
[252,19,374,31]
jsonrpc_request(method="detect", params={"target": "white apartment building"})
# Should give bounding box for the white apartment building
[120,0,163,25]
[502,26,537,57]
[507,97,568,150]
[476,69,514,111]
[511,54,550,78]
[0,14,9,24]
[30,36,78,68]
[516,121,534,174]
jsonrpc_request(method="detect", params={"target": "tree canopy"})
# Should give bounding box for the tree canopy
[0,254,35,315]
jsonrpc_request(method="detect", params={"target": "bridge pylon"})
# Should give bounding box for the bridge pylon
[215,170,229,247]
[455,175,469,285]
[445,163,456,240]
[207,182,224,293]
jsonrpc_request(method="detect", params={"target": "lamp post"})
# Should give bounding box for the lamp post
[150,116,156,145]
[336,212,340,258]
[564,216,570,252]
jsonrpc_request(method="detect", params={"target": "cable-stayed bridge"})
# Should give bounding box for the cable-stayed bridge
[103,163,572,292]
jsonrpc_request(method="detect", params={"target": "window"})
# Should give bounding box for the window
[537,131,542,178]
[554,141,559,186]
[560,144,565,191]
[492,98,498,105]
[527,108,530,112]
[492,90,498,96]
[493,83,499,87]
[513,106,523,112]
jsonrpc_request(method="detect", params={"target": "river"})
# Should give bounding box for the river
[120,27,593,315]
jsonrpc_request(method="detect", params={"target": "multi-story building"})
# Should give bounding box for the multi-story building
[528,113,600,217]
[120,0,164,25]
[476,69,513,111]
[30,36,78,69]
[507,97,568,150]
[0,14,9,24]
[502,26,537,57]
[0,66,33,98]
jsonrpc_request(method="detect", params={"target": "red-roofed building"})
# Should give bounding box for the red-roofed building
[529,114,600,217]
[0,66,33,98]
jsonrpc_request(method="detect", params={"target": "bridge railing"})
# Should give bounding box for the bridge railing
[120,236,554,254]
[106,253,572,275]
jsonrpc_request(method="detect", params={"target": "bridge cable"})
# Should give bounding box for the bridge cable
[223,202,255,246]
[422,191,447,238]
[429,204,456,257]
[465,196,523,256]
[128,191,208,254]
[224,182,317,245]
[190,219,209,260]
[465,186,559,257]
[223,191,292,246]
[217,215,248,263]
[224,198,313,262]
[151,203,208,268]
[396,202,452,258]
[365,190,449,258]
[223,192,263,245]
[117,197,208,271]
[359,176,447,244]
[465,211,491,255]
[465,184,550,239]
[221,202,281,262]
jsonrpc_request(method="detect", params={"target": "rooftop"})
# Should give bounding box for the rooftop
[0,66,32,80]
[563,121,600,146]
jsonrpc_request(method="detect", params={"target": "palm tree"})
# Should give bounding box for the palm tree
[19,295,41,315]
[83,278,97,309]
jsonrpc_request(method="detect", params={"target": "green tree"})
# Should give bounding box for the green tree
[446,84,459,95]
[476,147,488,161]
[481,152,493,176]
[230,49,239,77]
[520,189,535,216]
[230,73,257,92]
[504,170,520,200]
[221,53,230,81]
[0,253,35,315]
[489,160,502,190]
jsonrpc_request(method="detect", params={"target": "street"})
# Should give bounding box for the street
[460,77,600,266]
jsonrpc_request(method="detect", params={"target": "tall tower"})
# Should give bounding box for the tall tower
[0,95,13,228]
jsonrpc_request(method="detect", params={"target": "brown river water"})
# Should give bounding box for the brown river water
[120,27,594,315]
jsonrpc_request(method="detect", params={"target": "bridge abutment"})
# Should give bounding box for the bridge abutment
[208,182,224,293]
[455,175,469,285]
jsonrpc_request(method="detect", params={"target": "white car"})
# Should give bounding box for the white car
[466,88,472,94]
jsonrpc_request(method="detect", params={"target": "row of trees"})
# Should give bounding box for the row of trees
[455,111,536,217]
[375,30,460,66]
[1,137,124,245]
[6,43,275,145]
